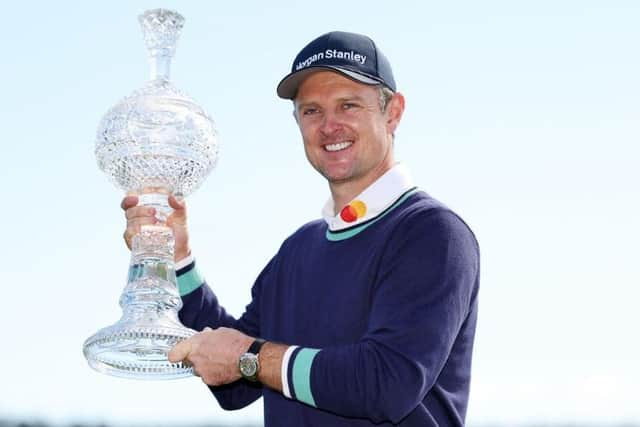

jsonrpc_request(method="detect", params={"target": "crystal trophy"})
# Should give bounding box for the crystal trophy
[83,9,218,380]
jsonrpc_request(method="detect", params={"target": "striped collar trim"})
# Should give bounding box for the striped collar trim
[325,187,418,241]
[322,163,415,232]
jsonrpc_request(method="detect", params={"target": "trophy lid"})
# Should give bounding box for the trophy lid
[139,9,185,58]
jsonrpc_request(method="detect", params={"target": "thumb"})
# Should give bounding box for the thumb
[167,195,187,226]
[168,338,192,363]
[169,194,186,211]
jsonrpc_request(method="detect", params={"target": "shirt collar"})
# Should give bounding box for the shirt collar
[322,163,415,231]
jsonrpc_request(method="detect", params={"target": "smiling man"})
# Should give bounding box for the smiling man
[294,70,400,212]
[123,31,480,426]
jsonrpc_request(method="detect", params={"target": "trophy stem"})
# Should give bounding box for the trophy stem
[125,224,180,311]
[138,190,173,223]
[150,54,171,81]
[82,190,196,380]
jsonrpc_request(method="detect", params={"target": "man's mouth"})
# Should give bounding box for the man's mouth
[324,141,353,152]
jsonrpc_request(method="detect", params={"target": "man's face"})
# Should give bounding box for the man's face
[293,71,403,188]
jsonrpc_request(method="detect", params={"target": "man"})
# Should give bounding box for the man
[123,31,480,426]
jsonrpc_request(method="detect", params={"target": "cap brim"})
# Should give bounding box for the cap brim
[276,66,382,100]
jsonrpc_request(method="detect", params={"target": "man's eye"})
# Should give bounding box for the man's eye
[342,102,358,110]
[303,108,319,116]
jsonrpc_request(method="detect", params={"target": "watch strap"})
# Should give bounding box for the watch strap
[248,338,266,355]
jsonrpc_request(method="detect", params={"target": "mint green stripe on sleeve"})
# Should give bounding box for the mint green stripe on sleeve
[292,348,321,407]
[177,267,204,296]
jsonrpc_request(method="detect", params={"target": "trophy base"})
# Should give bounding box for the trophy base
[83,319,196,380]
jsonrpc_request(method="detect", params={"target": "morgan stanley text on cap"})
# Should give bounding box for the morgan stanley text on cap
[276,31,396,100]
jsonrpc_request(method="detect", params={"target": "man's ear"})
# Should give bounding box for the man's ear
[385,92,405,135]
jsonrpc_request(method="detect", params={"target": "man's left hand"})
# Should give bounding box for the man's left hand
[169,327,254,386]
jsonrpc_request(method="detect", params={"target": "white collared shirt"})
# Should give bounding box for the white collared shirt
[321,163,415,232]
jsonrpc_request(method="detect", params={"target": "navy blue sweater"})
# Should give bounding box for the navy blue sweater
[178,191,480,426]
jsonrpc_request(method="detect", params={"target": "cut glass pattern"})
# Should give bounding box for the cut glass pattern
[83,9,218,380]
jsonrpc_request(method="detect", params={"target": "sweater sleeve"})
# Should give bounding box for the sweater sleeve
[283,210,480,424]
[177,256,275,410]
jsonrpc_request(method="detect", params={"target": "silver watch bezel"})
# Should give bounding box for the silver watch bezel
[239,352,259,381]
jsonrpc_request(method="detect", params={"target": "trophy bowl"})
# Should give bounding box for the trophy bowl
[83,8,218,380]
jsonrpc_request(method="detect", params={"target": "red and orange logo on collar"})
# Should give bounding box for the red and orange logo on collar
[339,200,367,223]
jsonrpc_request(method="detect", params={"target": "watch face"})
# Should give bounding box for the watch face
[239,353,258,379]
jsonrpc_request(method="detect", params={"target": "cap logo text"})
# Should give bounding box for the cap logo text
[295,49,367,71]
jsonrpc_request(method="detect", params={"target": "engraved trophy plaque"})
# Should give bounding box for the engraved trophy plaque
[83,9,218,379]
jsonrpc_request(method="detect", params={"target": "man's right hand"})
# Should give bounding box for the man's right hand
[121,194,191,262]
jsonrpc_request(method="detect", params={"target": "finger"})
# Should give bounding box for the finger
[123,230,132,249]
[121,195,139,211]
[168,339,193,363]
[126,217,158,234]
[125,206,156,220]
[123,219,150,248]
[123,226,149,249]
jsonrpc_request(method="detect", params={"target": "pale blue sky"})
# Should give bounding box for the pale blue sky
[0,1,638,425]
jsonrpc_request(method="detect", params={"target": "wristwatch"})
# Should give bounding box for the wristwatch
[238,338,266,382]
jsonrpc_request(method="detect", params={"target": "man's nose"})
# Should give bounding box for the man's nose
[319,111,343,136]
